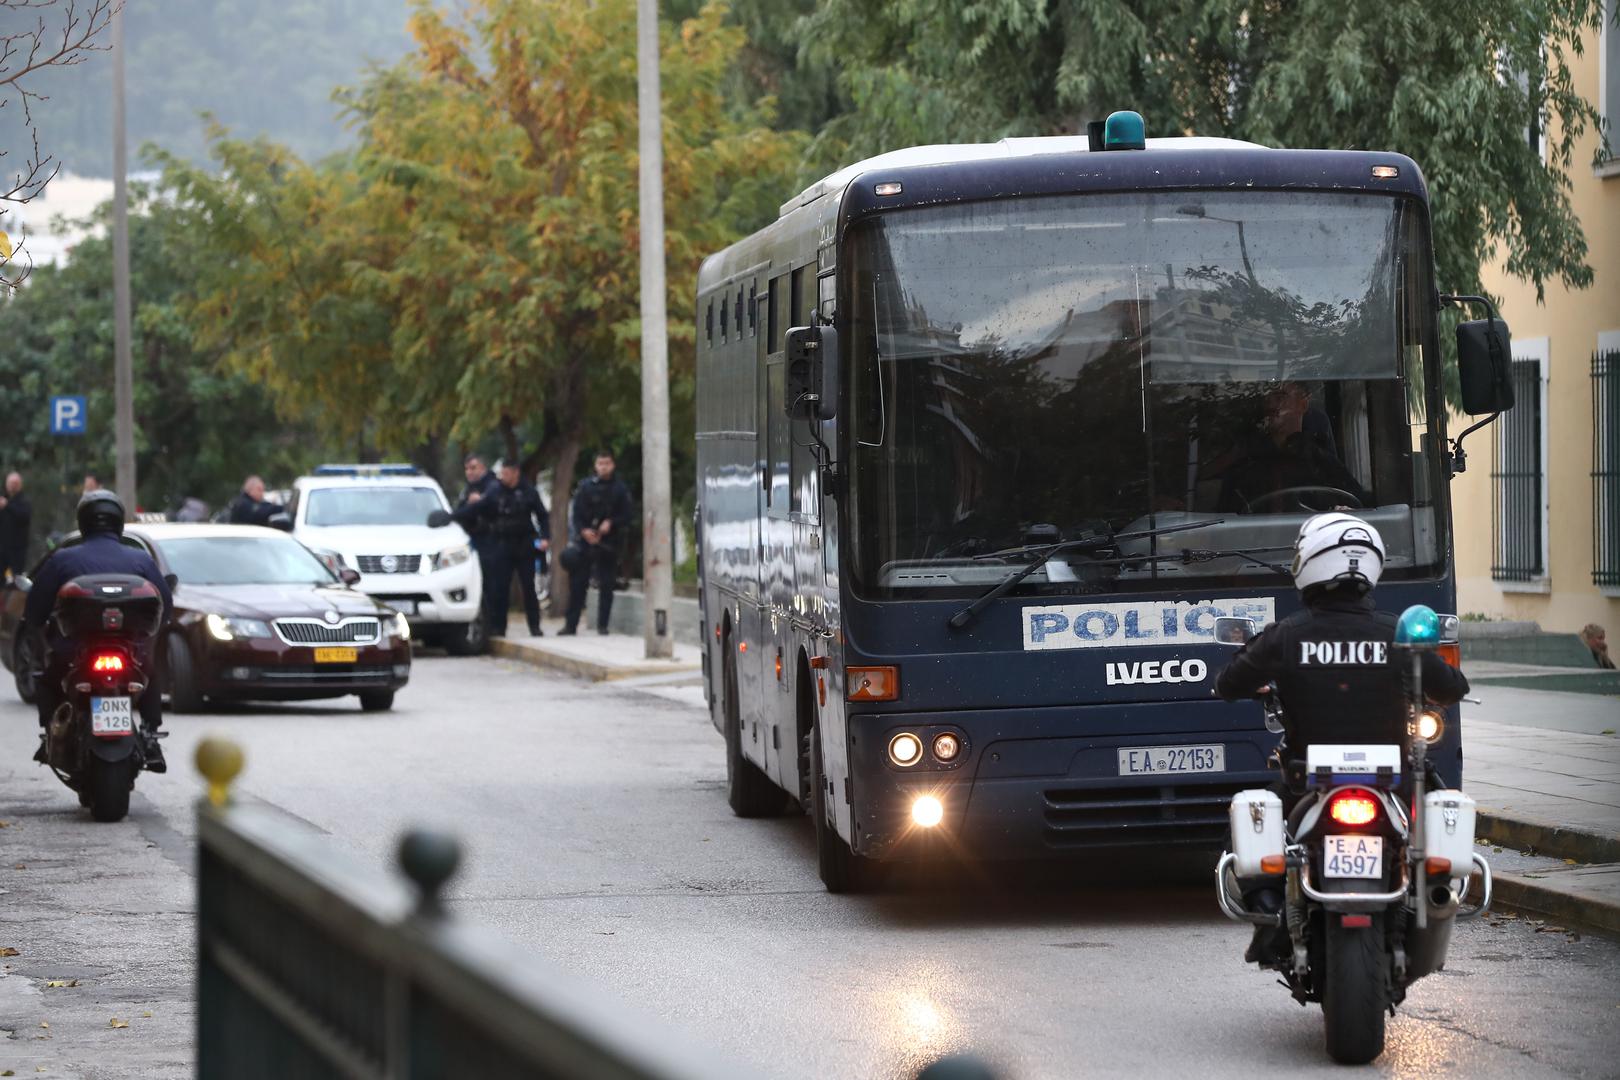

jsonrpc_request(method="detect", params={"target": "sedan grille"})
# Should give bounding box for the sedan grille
[273,618,382,646]
[356,554,422,574]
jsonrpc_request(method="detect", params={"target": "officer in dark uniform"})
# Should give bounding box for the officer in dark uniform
[24,491,172,772]
[1215,512,1469,961]
[226,475,280,526]
[560,450,633,636]
[452,460,547,637]
[456,454,502,602]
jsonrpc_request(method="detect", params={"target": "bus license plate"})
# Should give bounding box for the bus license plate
[90,696,134,735]
[314,647,358,664]
[1117,744,1224,776]
[1324,835,1383,879]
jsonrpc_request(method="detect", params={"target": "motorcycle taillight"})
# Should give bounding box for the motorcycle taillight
[91,653,126,674]
[1328,789,1380,827]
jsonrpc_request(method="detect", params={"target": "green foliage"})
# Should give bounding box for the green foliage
[0,189,331,539]
[2,0,413,177]
[797,0,1609,304]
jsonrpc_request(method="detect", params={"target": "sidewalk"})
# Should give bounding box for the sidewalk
[1463,679,1620,932]
[486,615,701,682]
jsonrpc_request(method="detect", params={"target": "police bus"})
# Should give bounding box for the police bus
[693,112,1513,891]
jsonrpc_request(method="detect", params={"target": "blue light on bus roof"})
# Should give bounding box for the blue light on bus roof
[313,463,422,476]
[1104,110,1146,151]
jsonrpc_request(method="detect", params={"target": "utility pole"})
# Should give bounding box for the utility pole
[635,0,673,659]
[111,2,136,511]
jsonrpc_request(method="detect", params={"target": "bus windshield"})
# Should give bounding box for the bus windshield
[845,190,1443,598]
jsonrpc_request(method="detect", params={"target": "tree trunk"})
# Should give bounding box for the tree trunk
[545,430,583,615]
[499,414,521,466]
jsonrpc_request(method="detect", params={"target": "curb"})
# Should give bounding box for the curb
[489,637,700,683]
[1469,868,1620,936]
[1476,811,1620,865]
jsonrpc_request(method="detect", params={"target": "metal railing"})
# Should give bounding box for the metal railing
[194,741,997,1080]
[1594,350,1620,588]
[1491,359,1544,582]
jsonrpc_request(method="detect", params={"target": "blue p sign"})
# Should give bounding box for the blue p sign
[50,395,86,435]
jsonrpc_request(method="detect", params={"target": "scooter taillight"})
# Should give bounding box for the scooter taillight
[1328,789,1380,827]
[91,653,126,674]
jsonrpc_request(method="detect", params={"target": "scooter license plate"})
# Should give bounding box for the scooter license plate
[1323,835,1383,879]
[90,696,134,736]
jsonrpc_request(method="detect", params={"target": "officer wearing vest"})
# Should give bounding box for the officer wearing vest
[560,451,633,636]
[24,491,172,772]
[452,459,547,637]
[1215,512,1469,961]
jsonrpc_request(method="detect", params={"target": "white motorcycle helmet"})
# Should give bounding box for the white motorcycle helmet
[1291,512,1385,595]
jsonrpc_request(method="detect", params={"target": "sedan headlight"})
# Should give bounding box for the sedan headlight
[206,613,273,641]
[389,611,411,641]
[431,544,471,571]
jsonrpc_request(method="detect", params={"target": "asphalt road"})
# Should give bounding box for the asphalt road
[3,654,1619,1079]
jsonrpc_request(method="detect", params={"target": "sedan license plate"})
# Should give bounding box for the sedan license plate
[1117,744,1224,776]
[314,647,359,664]
[391,600,417,616]
[90,696,134,735]
[1324,835,1384,879]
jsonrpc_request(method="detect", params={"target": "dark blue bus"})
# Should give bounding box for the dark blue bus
[694,121,1479,891]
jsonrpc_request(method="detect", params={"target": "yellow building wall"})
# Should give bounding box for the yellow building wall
[1451,30,1620,632]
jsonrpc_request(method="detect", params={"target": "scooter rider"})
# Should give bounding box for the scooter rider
[24,490,172,772]
[1214,512,1469,960]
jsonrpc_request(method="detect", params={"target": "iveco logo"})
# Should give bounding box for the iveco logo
[1105,658,1208,686]
[324,611,340,624]
[380,555,398,573]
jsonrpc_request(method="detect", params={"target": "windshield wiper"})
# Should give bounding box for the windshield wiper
[1138,546,1294,577]
[946,518,1224,630]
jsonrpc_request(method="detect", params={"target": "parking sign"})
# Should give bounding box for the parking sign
[50,395,86,435]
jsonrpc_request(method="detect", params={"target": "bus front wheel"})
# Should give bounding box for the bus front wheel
[723,635,784,818]
[810,722,878,894]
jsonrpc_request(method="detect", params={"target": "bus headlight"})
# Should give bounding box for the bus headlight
[1415,710,1444,743]
[888,732,923,767]
[932,732,961,763]
[911,795,944,828]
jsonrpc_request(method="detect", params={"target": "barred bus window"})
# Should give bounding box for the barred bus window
[736,289,745,336]
[720,294,728,341]
[706,300,713,345]
[768,276,783,348]
[748,282,758,335]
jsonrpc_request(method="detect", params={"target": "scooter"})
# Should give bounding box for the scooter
[40,574,165,822]
[1213,606,1492,1064]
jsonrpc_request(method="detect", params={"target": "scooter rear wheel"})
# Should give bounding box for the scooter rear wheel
[86,756,135,823]
[1322,913,1390,1064]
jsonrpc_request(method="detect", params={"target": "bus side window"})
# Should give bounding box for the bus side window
[767,360,789,512]
[790,266,805,327]
[705,300,713,346]
[769,276,783,349]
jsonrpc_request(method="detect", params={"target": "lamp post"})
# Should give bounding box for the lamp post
[111,2,136,510]
[635,0,673,659]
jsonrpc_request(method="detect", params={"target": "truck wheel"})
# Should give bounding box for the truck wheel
[444,620,487,656]
[723,634,784,818]
[13,637,37,705]
[1322,913,1389,1064]
[87,756,135,823]
[810,721,877,893]
[358,689,395,712]
[166,635,205,714]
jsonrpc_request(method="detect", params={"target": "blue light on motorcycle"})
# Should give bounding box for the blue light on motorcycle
[1394,605,1441,647]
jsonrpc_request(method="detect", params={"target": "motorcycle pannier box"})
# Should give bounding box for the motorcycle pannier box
[1423,790,1477,870]
[1229,789,1285,876]
[51,574,164,639]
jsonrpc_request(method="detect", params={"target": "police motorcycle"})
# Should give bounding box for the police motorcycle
[37,574,166,822]
[1213,605,1492,1065]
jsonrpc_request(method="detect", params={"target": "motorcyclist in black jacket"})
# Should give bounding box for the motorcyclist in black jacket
[1215,512,1469,961]
[24,491,172,772]
[451,460,548,637]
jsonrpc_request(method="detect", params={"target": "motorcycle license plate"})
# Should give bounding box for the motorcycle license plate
[1324,835,1384,879]
[1117,744,1224,776]
[90,696,134,736]
[314,647,358,664]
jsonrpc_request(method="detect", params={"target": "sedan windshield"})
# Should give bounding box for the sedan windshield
[305,486,444,527]
[159,536,337,586]
[845,191,1442,597]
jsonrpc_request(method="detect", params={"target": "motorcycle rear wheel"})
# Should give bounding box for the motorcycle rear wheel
[86,756,135,823]
[1322,913,1390,1064]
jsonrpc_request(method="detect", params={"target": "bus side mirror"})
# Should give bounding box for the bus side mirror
[1457,317,1514,415]
[785,325,838,421]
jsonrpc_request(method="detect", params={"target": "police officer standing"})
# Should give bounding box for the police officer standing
[0,471,32,582]
[1215,512,1469,962]
[453,459,548,637]
[226,475,280,526]
[456,454,501,601]
[560,450,632,636]
[24,491,172,772]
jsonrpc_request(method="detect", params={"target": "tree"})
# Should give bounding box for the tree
[0,0,117,290]
[797,0,1610,304]
[0,187,332,540]
[161,0,804,594]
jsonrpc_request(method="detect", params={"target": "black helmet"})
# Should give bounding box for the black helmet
[77,489,127,536]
